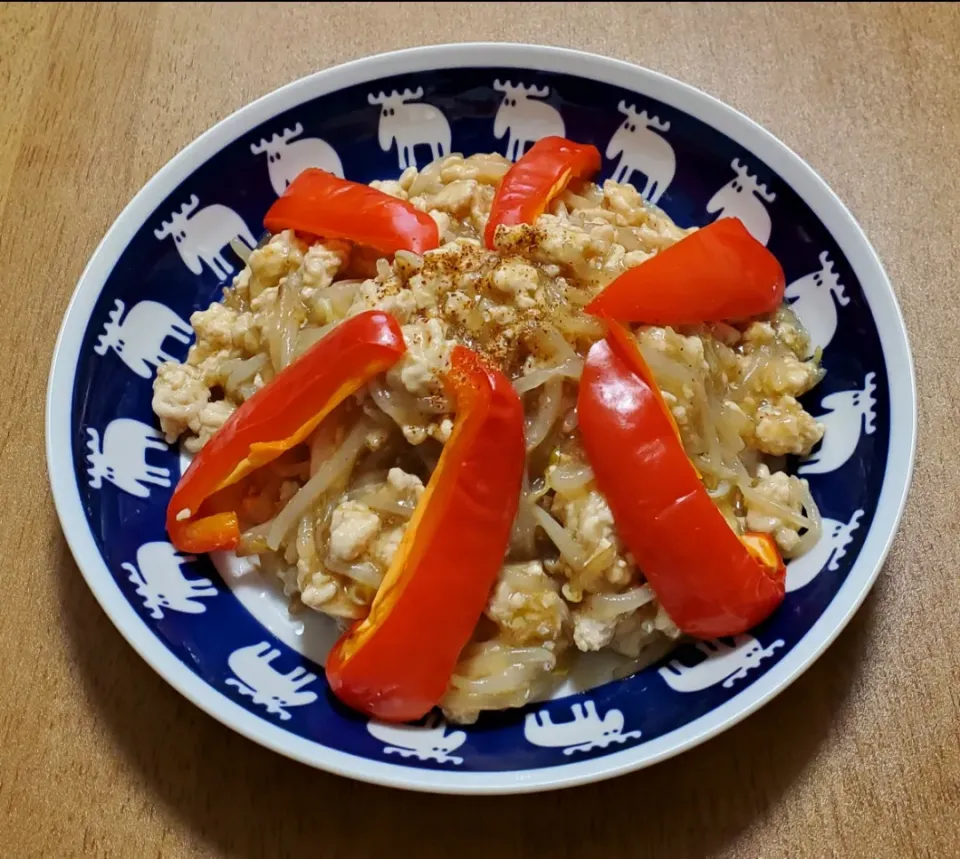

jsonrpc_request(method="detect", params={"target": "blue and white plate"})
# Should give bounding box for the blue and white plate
[46,44,916,794]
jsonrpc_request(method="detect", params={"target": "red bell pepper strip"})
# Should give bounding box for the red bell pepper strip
[326,345,526,722]
[263,168,440,255]
[577,322,786,639]
[585,218,785,325]
[166,311,406,554]
[484,136,602,247]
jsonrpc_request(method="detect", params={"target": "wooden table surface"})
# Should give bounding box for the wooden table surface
[2,2,958,856]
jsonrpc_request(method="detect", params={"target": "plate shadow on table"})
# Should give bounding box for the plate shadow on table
[55,521,877,859]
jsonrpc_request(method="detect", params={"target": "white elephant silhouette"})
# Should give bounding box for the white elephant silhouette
[786,509,865,593]
[367,87,451,170]
[784,251,850,356]
[658,635,785,693]
[524,701,642,755]
[705,158,777,246]
[154,195,256,282]
[85,419,171,498]
[225,642,318,721]
[122,541,216,619]
[366,713,467,765]
[799,372,877,476]
[250,123,343,195]
[93,299,192,378]
[605,101,675,205]
[492,80,565,161]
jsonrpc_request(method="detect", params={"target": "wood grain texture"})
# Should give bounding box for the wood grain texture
[1,2,957,856]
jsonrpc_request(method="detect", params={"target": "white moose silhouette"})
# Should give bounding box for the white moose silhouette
[492,80,565,161]
[154,195,256,282]
[94,299,192,379]
[366,713,467,765]
[658,635,785,693]
[225,642,318,721]
[367,87,451,170]
[786,509,865,593]
[86,419,171,498]
[524,701,642,755]
[705,158,777,246]
[799,372,877,476]
[250,123,344,195]
[122,541,217,619]
[784,251,851,357]
[605,101,676,205]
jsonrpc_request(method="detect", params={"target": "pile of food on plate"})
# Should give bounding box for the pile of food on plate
[153,136,825,724]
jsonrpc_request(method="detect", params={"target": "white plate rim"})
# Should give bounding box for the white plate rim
[45,42,917,795]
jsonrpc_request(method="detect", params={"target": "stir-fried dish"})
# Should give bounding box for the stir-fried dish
[154,137,825,724]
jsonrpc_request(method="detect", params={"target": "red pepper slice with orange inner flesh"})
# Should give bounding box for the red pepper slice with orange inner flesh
[577,321,786,639]
[585,218,785,325]
[166,311,406,554]
[263,168,440,256]
[484,136,602,247]
[326,345,526,722]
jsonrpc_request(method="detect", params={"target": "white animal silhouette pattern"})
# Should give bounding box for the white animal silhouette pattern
[250,123,344,195]
[658,635,785,693]
[492,80,565,161]
[122,541,217,619]
[154,195,256,282]
[225,642,318,721]
[705,158,777,246]
[366,713,467,765]
[784,251,850,356]
[86,419,171,498]
[799,372,877,476]
[786,509,864,593]
[524,701,642,755]
[605,101,676,205]
[368,88,451,170]
[94,299,192,378]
